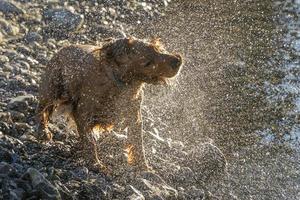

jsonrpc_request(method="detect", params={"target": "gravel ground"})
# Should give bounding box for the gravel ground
[0,1,227,199]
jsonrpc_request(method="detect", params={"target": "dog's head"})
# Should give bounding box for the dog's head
[104,37,183,84]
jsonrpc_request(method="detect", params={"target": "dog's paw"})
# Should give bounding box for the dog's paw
[128,162,155,173]
[36,126,53,142]
[88,160,112,175]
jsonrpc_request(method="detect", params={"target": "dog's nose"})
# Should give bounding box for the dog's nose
[170,56,182,70]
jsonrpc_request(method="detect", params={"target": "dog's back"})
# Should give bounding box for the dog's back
[39,45,107,104]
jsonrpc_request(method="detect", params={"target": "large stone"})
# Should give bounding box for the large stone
[22,168,61,200]
[43,9,83,33]
[0,0,24,15]
[8,95,34,112]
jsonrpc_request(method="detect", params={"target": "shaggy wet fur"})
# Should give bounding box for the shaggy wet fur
[36,37,183,172]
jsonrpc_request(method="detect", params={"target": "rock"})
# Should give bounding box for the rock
[16,45,33,56]
[8,95,34,112]
[18,60,31,70]
[0,121,11,134]
[0,111,10,120]
[0,0,24,15]
[2,63,13,72]
[0,146,15,163]
[3,49,18,59]
[0,19,19,36]
[71,167,89,180]
[10,188,25,200]
[19,133,37,142]
[10,111,26,122]
[22,168,61,200]
[0,162,19,177]
[24,32,43,43]
[0,31,3,43]
[14,122,31,134]
[0,55,9,64]
[43,9,83,34]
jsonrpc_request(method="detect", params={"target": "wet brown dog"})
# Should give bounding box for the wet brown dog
[36,37,183,172]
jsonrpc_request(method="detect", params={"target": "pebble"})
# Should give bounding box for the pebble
[24,32,43,43]
[0,0,25,15]
[18,60,31,70]
[2,63,13,72]
[10,111,26,122]
[0,121,10,135]
[14,122,31,134]
[0,147,15,163]
[43,9,84,33]
[0,31,3,43]
[0,19,19,36]
[16,45,33,56]
[3,49,18,59]
[0,162,19,176]
[8,95,34,113]
[0,55,9,64]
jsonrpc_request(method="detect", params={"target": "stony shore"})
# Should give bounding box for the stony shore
[0,1,227,199]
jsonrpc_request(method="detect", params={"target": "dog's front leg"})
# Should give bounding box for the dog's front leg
[126,107,151,171]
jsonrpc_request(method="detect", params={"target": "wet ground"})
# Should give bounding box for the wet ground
[0,0,299,199]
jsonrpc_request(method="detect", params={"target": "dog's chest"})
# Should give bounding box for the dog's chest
[113,86,143,115]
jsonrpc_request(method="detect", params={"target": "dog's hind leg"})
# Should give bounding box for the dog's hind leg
[36,100,54,141]
[72,108,110,174]
[36,61,65,141]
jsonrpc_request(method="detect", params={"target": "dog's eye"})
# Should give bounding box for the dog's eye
[144,61,152,68]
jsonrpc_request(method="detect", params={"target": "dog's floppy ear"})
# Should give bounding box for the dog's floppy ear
[105,38,134,60]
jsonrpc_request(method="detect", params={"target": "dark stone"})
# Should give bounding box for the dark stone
[43,9,83,38]
[0,162,19,177]
[22,168,61,200]
[10,188,26,200]
[0,121,11,134]
[8,95,34,113]
[24,32,43,43]
[16,46,33,56]
[14,122,31,134]
[10,111,26,122]
[0,146,14,163]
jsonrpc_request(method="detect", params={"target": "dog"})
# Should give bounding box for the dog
[36,37,183,172]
